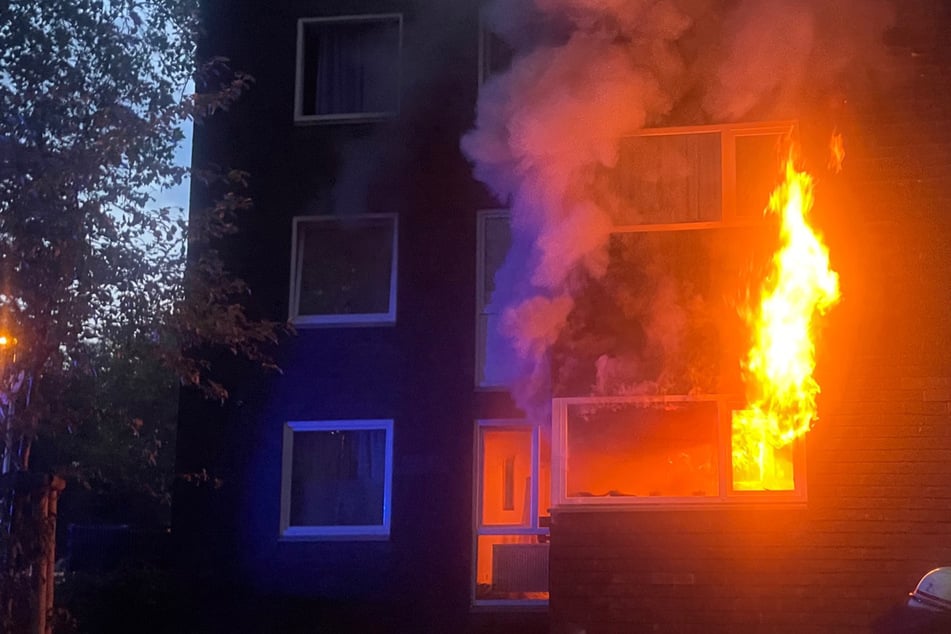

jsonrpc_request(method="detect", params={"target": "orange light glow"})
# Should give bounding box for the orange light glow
[732,153,840,491]
[0,336,8,347]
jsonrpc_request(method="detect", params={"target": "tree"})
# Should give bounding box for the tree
[0,2,281,631]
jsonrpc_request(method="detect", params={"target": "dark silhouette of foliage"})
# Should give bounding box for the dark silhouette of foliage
[0,1,283,630]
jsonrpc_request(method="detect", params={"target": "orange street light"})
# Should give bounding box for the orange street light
[0,335,18,362]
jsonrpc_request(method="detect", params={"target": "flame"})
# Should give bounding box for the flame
[828,130,845,174]
[732,153,840,491]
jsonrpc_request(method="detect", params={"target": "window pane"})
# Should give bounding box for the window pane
[616,132,722,225]
[481,428,533,526]
[296,216,394,318]
[301,18,400,117]
[539,430,551,518]
[478,212,512,387]
[480,29,514,82]
[561,230,755,397]
[735,134,784,218]
[565,400,719,498]
[475,535,549,601]
[482,214,511,307]
[731,408,796,491]
[289,429,387,527]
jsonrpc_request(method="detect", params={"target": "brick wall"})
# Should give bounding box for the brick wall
[549,15,951,634]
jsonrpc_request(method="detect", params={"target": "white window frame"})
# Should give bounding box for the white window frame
[551,395,806,508]
[613,120,797,234]
[288,213,398,327]
[471,419,549,609]
[475,209,510,389]
[294,14,403,125]
[280,419,394,541]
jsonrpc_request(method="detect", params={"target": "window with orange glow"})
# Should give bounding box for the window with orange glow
[613,121,793,230]
[481,428,533,525]
[565,400,719,499]
[548,121,808,506]
[552,396,805,505]
[735,133,787,219]
[617,132,722,225]
[473,421,550,605]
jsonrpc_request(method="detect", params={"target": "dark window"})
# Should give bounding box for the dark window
[479,25,514,85]
[296,15,401,122]
[281,420,393,540]
[290,214,398,326]
[476,210,512,387]
[289,429,387,526]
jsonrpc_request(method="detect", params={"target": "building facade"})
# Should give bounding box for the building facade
[176,1,951,632]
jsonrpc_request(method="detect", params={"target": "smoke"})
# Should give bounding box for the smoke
[462,0,896,420]
[703,0,897,120]
[593,273,690,396]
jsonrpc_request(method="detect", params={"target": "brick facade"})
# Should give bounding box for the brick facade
[180,1,951,631]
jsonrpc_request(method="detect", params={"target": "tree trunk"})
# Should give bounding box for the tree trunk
[0,472,65,634]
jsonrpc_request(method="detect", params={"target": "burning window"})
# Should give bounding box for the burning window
[280,420,393,540]
[552,396,805,505]
[617,132,722,225]
[735,133,789,219]
[555,227,763,400]
[288,214,398,326]
[613,121,793,229]
[473,420,550,605]
[549,123,836,506]
[294,15,401,123]
[564,398,720,499]
[731,156,839,491]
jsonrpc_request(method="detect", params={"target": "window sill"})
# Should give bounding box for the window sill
[551,499,808,513]
[290,314,397,328]
[293,111,397,126]
[470,601,549,612]
[279,531,391,542]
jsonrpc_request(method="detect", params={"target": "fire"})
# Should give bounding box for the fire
[732,152,840,491]
[828,130,845,174]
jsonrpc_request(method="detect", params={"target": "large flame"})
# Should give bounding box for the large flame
[732,154,840,491]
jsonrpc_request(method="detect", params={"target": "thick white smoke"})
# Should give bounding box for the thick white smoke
[462,0,896,420]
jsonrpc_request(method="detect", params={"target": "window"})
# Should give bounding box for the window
[280,420,394,540]
[288,214,398,327]
[475,210,511,387]
[472,420,550,606]
[613,121,795,231]
[478,20,514,86]
[551,396,805,506]
[295,15,402,124]
[548,120,807,508]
